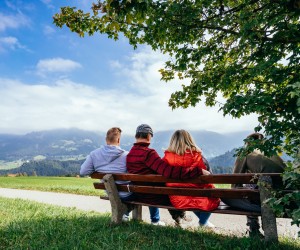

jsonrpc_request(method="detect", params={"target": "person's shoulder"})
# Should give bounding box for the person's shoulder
[121,150,129,156]
[148,147,158,153]
[90,147,103,155]
[163,150,172,155]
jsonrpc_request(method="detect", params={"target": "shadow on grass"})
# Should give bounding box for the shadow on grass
[0,197,299,250]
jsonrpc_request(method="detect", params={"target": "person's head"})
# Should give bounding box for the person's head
[247,132,264,140]
[167,129,200,155]
[135,124,153,141]
[245,132,264,146]
[106,127,122,145]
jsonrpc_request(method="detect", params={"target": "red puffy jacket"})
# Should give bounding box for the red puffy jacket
[163,150,220,211]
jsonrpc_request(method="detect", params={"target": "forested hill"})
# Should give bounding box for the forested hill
[0,159,84,177]
[209,149,236,173]
[0,128,254,176]
[0,150,236,176]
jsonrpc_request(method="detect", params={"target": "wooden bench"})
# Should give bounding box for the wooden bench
[90,172,285,243]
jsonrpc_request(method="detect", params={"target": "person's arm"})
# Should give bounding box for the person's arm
[202,156,212,173]
[231,156,247,188]
[146,150,203,179]
[233,156,247,173]
[80,155,95,176]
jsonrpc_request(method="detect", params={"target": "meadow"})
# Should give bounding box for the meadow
[0,176,100,196]
[0,196,299,250]
[0,176,299,249]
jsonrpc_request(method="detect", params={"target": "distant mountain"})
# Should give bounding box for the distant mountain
[209,149,236,173]
[209,148,236,168]
[0,159,83,176]
[207,148,293,174]
[0,148,237,176]
[0,128,102,161]
[0,128,293,176]
[151,130,250,158]
[0,128,251,163]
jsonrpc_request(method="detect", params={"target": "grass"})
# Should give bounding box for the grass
[0,176,101,196]
[0,197,299,250]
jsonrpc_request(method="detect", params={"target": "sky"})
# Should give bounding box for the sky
[0,0,258,136]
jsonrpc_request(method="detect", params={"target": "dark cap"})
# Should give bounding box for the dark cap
[136,124,153,136]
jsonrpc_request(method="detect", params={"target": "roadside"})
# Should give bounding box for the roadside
[0,188,298,239]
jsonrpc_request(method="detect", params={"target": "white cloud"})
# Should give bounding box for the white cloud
[0,36,25,52]
[0,12,30,32]
[43,25,56,36]
[0,49,258,135]
[40,0,55,9]
[36,58,82,76]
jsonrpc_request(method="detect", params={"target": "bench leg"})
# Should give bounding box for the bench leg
[103,174,128,225]
[132,204,142,221]
[258,175,278,243]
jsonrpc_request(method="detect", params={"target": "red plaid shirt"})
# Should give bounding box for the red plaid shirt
[126,142,202,179]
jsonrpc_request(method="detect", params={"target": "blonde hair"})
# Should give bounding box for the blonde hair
[166,130,201,155]
[106,127,122,144]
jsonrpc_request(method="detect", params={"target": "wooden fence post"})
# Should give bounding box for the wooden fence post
[103,174,128,224]
[258,175,278,243]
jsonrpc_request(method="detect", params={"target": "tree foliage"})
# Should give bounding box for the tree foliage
[267,158,300,237]
[53,0,300,156]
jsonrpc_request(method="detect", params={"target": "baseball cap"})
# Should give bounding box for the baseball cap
[136,124,153,136]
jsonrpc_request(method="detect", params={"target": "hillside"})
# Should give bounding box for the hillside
[0,159,84,177]
[0,128,102,161]
[209,149,236,173]
[0,128,251,162]
[0,146,238,177]
[0,128,254,176]
[152,130,249,158]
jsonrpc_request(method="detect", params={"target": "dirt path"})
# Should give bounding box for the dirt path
[0,188,298,239]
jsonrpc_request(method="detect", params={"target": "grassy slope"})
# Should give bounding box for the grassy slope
[0,176,101,196]
[0,197,299,250]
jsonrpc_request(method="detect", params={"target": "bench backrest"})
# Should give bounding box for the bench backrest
[91,172,282,200]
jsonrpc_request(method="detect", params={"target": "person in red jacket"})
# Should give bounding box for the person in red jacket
[126,124,209,226]
[163,129,220,228]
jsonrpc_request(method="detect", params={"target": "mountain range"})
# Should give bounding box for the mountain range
[0,128,253,175]
[0,128,251,162]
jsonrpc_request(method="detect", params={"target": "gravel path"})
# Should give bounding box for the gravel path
[0,188,298,239]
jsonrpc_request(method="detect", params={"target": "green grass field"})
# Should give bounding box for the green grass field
[0,197,299,250]
[0,176,101,196]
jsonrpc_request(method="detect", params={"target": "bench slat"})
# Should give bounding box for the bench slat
[94,183,260,200]
[90,172,281,184]
[99,196,261,216]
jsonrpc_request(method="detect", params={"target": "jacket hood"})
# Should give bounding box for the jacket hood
[96,145,126,164]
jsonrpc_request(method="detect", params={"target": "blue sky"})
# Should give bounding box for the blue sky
[0,0,258,135]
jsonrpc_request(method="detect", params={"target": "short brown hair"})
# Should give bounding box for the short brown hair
[106,127,122,143]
